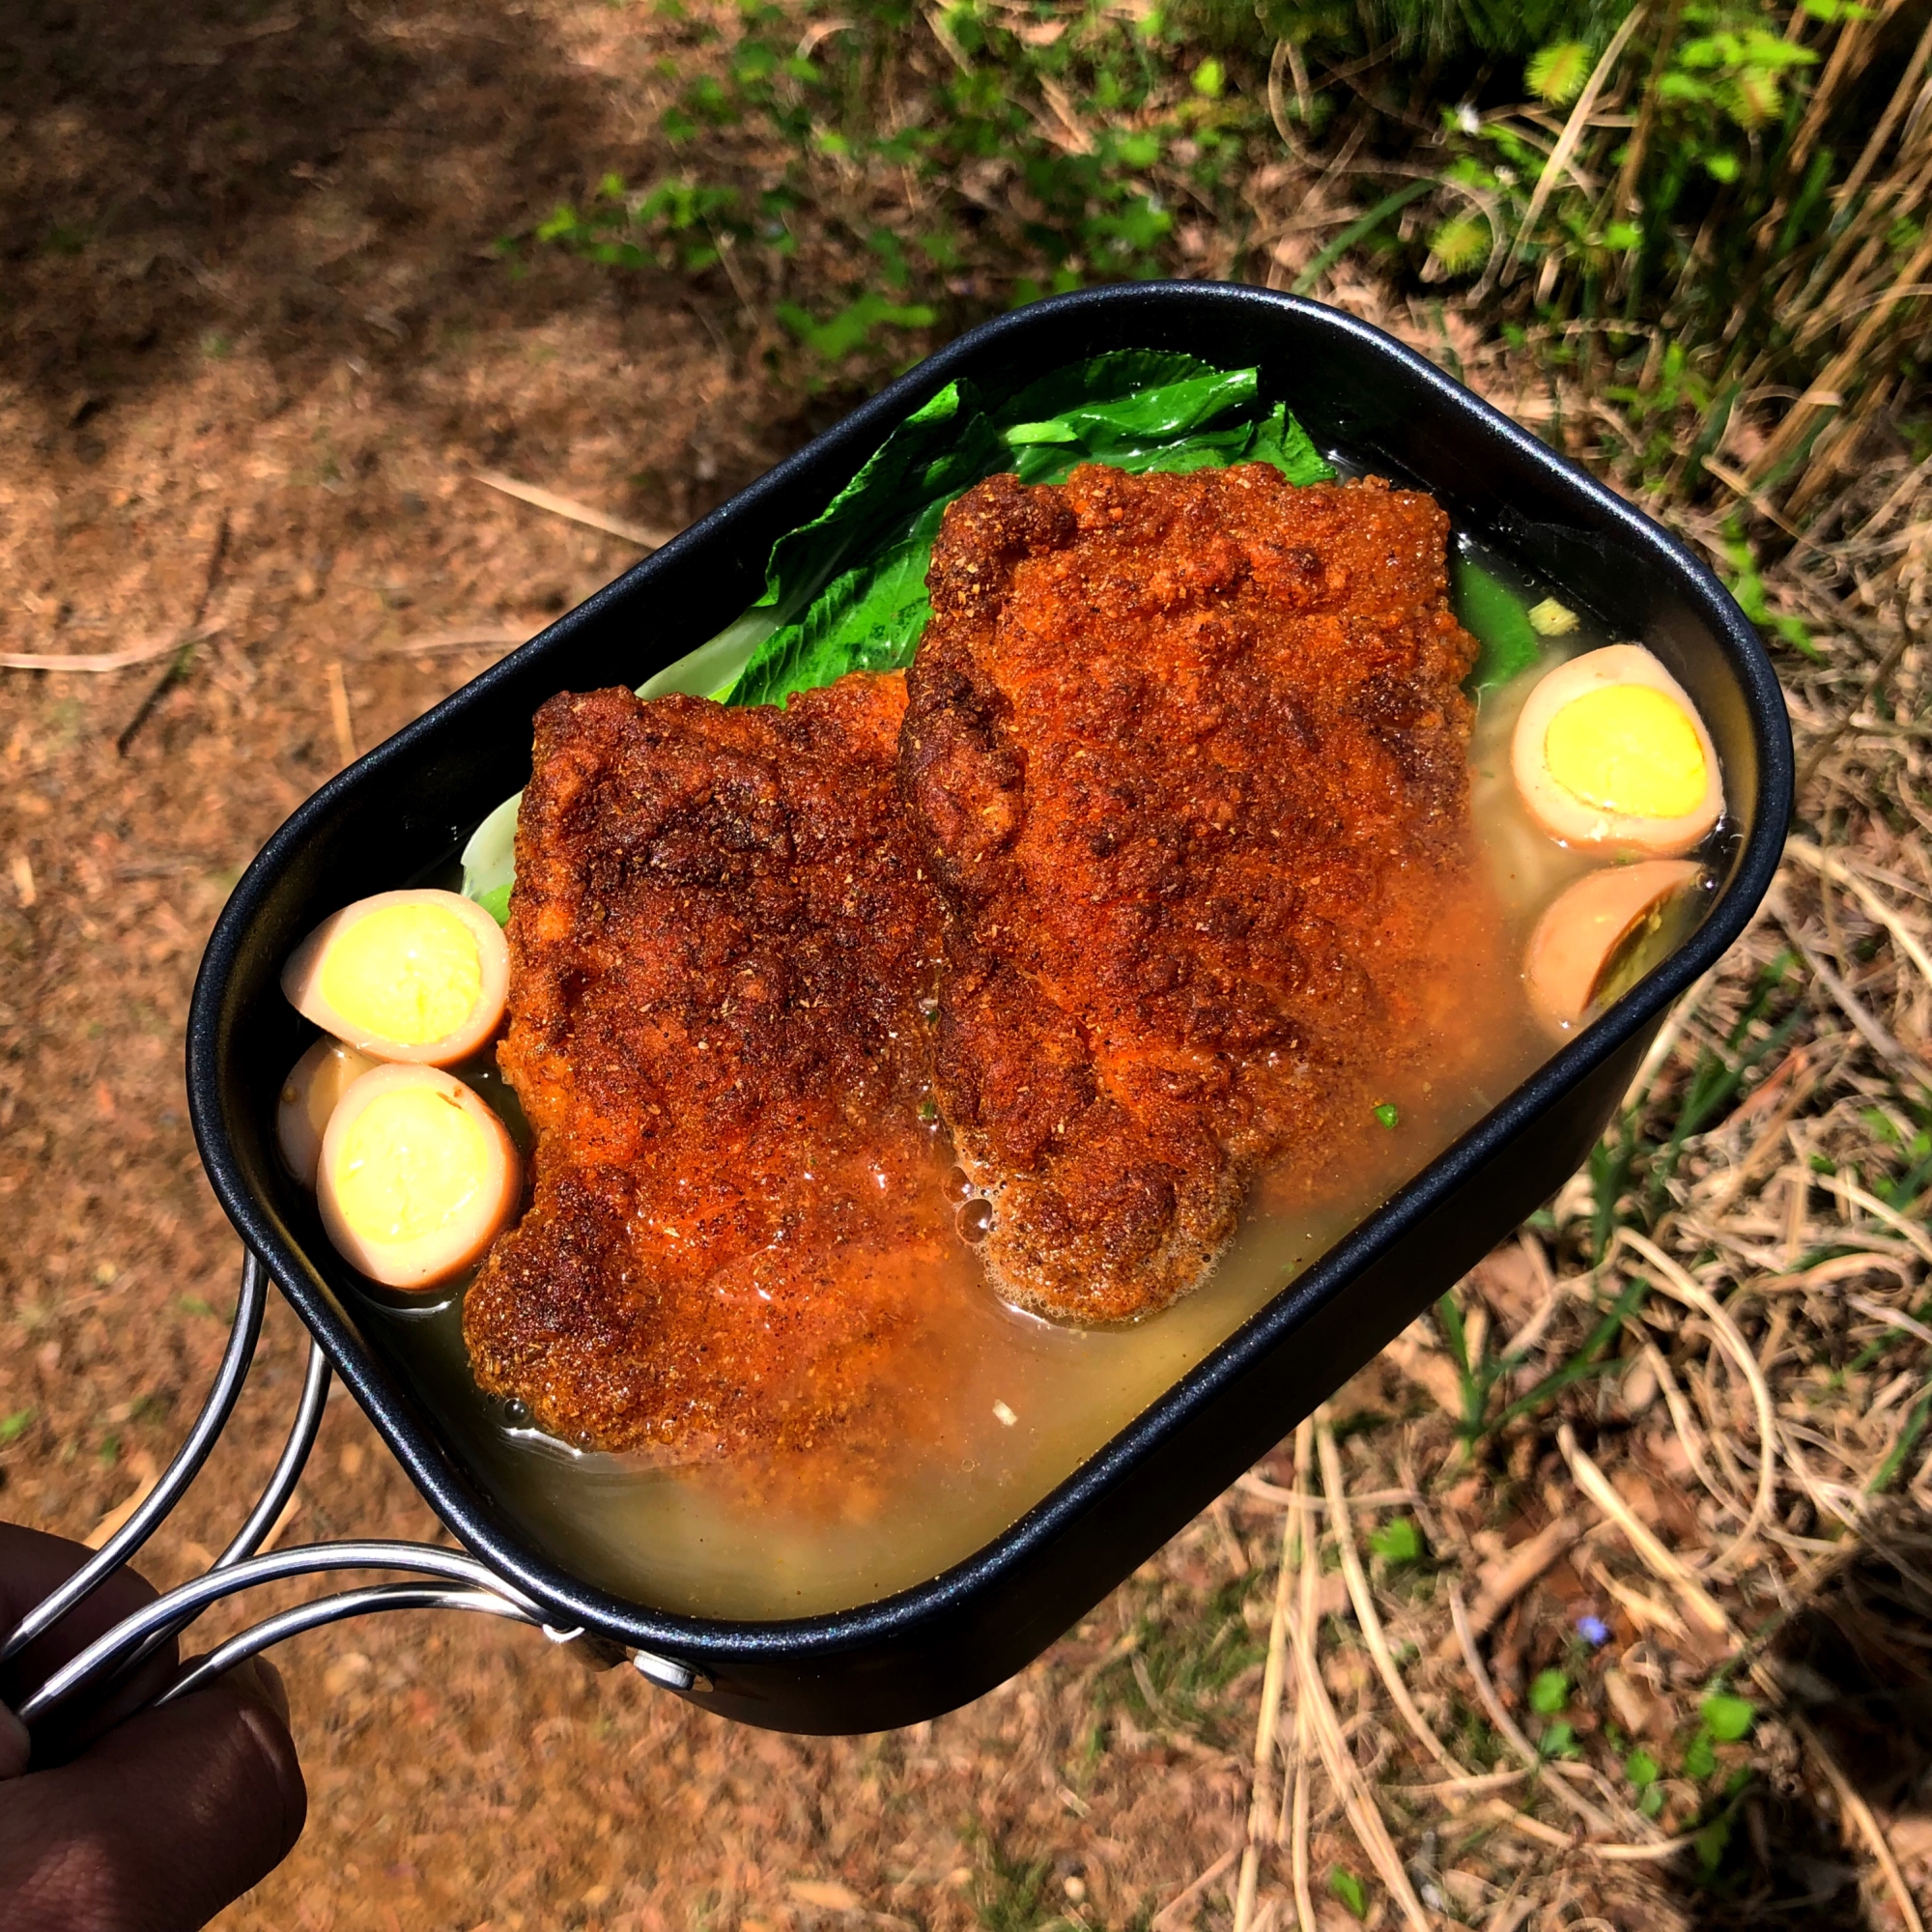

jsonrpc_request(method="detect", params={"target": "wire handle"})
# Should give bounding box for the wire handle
[4,1248,703,1742]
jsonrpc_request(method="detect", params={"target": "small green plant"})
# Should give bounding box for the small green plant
[1527,1669,1581,1757]
[970,1837,1056,1932]
[1683,1691,1757,1778]
[1368,1516,1423,1564]
[1528,1669,1570,1715]
[1625,1747,1665,1819]
[1702,1693,1757,1742]
[1434,1272,1649,1439]
[0,1408,33,1445]
[1326,1866,1368,1918]
[1525,41,1591,104]
[1589,951,1804,1261]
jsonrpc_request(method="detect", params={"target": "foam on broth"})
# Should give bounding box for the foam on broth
[355,525,1721,1621]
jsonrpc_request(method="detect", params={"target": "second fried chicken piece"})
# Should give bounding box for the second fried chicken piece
[463,672,957,1466]
[900,464,1488,1323]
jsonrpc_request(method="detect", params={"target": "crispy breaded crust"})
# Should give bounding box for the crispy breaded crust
[463,672,952,1460]
[900,464,1483,1323]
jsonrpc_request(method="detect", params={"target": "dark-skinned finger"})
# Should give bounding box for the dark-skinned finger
[0,1672,304,1932]
[0,1525,179,1765]
[0,1524,172,1690]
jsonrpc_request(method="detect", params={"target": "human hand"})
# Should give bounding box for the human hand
[0,1522,306,1932]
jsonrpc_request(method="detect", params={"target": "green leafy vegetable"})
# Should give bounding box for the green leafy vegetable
[460,792,522,922]
[1001,366,1256,449]
[727,500,955,709]
[723,351,1335,709]
[1454,552,1545,695]
[989,348,1227,426]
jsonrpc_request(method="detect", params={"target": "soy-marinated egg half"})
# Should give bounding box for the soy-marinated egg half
[1524,858,1704,1035]
[276,1037,378,1189]
[317,1064,521,1289]
[282,889,508,1065]
[1512,644,1721,855]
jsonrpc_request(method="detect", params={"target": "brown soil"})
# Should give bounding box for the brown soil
[6,4,1932,1931]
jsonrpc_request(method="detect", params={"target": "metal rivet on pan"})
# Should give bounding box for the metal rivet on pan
[633,1650,710,1693]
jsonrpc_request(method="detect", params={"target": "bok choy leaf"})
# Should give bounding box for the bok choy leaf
[723,351,1334,708]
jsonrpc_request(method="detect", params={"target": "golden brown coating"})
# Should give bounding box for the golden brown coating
[463,672,959,1463]
[900,464,1487,1323]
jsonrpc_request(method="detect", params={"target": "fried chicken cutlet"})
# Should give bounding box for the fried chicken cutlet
[900,464,1488,1323]
[463,672,956,1463]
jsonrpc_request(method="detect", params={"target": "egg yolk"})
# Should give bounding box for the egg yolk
[317,902,483,1047]
[1543,685,1708,820]
[332,1085,488,1243]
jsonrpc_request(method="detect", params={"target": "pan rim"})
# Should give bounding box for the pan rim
[186,279,1794,1668]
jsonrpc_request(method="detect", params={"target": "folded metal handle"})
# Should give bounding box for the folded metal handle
[5,1248,701,1741]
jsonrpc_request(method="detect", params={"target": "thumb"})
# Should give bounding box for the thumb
[0,1669,305,1932]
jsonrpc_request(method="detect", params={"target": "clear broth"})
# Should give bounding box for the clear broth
[358,519,1719,1622]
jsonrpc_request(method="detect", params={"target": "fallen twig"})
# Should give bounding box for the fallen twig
[326,661,356,767]
[0,637,197,674]
[1290,1591,1433,1931]
[1285,1419,1317,1932]
[373,627,534,657]
[1234,1445,1301,1932]
[1555,1424,1730,1635]
[1151,1846,1239,1932]
[1785,835,1932,997]
[1476,1802,1697,1863]
[1619,1232,1780,1573]
[1435,1514,1581,1659]
[471,469,673,549]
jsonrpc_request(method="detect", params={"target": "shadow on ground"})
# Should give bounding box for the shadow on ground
[1663,1499,1932,1928]
[3,0,676,457]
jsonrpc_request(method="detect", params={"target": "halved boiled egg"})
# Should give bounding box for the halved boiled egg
[276,1037,379,1189]
[1524,858,1705,1035]
[317,1064,521,1289]
[281,889,508,1065]
[1512,644,1721,855]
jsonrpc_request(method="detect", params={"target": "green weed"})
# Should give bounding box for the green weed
[1434,1272,1649,1440]
[1327,1866,1368,1918]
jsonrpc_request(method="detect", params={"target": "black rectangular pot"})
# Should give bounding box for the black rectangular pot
[187,281,1793,1735]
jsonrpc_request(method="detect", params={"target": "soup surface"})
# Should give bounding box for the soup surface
[348,505,1717,1622]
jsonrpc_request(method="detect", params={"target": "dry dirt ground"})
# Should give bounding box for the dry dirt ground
[6,4,1932,1932]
